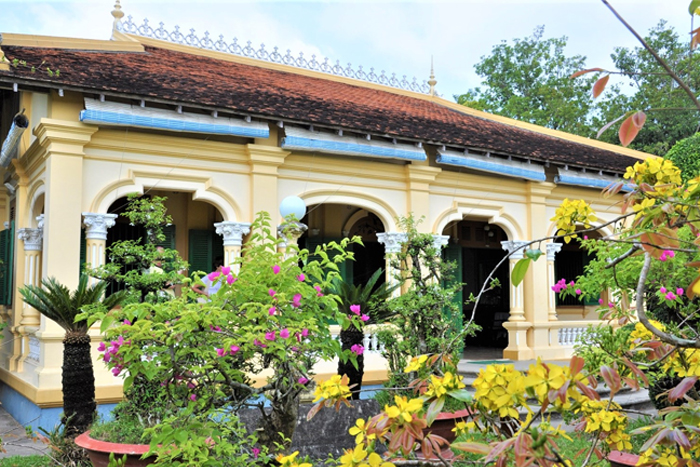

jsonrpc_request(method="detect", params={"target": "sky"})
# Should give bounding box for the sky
[0,1,695,100]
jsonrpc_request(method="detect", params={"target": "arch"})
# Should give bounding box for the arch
[27,181,45,228]
[300,189,398,232]
[434,203,523,241]
[90,171,240,221]
[342,209,387,235]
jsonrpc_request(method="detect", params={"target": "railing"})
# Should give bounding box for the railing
[548,320,602,347]
[330,326,385,354]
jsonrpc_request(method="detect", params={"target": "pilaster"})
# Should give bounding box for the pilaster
[405,164,441,232]
[245,144,289,228]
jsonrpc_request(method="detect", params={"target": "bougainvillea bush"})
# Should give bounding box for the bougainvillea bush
[82,212,359,464]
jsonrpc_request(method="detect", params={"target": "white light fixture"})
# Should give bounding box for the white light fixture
[279,196,306,221]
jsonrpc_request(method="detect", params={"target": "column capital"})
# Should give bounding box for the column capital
[501,240,529,260]
[17,228,43,251]
[432,234,450,250]
[546,242,563,261]
[82,213,118,241]
[377,232,408,254]
[214,221,252,247]
[36,214,44,230]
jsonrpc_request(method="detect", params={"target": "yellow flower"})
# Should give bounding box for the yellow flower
[348,418,375,445]
[276,451,312,467]
[550,199,597,243]
[384,396,423,424]
[364,453,394,467]
[313,375,351,403]
[452,420,476,437]
[424,371,465,398]
[472,363,527,418]
[404,354,428,373]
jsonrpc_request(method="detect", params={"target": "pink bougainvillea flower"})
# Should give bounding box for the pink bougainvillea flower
[210,325,222,332]
[301,328,309,337]
[569,281,575,287]
[253,339,267,348]
[112,366,122,377]
[350,344,364,355]
[575,289,582,295]
[269,306,276,316]
[272,265,281,275]
[226,274,235,285]
[187,381,196,389]
[314,285,324,297]
[660,286,667,294]
[350,304,361,315]
[677,288,684,296]
[292,293,302,308]
[291,346,299,352]
[360,314,370,322]
[265,331,276,341]
[297,274,305,282]
[208,271,221,281]
[665,292,676,301]
[608,302,615,308]
[190,394,197,402]
[215,347,227,357]
[230,345,240,354]
[583,235,588,240]
[298,377,309,385]
[123,319,132,325]
[252,448,260,459]
[280,329,290,339]
[221,266,231,276]
[97,342,106,352]
[269,289,276,297]
[598,298,604,305]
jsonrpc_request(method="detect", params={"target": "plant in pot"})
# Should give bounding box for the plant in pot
[81,211,358,465]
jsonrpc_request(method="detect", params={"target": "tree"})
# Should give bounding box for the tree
[19,275,127,436]
[455,26,597,136]
[593,21,700,155]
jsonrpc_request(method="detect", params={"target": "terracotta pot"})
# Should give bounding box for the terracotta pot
[607,450,641,467]
[75,431,156,467]
[422,409,472,444]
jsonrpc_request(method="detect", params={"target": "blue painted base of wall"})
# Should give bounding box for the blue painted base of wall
[0,382,116,433]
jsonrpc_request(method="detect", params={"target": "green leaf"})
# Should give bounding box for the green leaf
[448,389,473,403]
[511,258,531,286]
[690,0,700,15]
[123,375,134,392]
[426,397,445,426]
[100,315,115,333]
[524,248,543,261]
[451,442,491,454]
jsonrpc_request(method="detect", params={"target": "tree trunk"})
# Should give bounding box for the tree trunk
[62,332,96,437]
[255,382,300,454]
[337,327,364,400]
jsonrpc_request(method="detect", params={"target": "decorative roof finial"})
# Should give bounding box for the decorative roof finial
[111,1,125,38]
[428,56,437,96]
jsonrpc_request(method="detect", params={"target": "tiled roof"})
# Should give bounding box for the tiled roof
[0,43,642,173]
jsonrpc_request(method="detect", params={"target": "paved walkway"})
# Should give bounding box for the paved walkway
[0,406,49,458]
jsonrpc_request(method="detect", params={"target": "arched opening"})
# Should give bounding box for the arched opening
[554,229,603,319]
[443,219,510,351]
[300,204,386,287]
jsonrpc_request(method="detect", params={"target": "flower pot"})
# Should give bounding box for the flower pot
[607,450,641,467]
[75,431,156,467]
[422,409,472,444]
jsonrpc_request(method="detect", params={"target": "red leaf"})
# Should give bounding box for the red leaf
[600,365,622,394]
[306,403,322,421]
[570,355,585,375]
[619,111,647,147]
[597,113,627,139]
[451,441,491,454]
[622,357,649,386]
[668,376,699,403]
[576,380,600,400]
[570,67,604,79]
[592,75,610,98]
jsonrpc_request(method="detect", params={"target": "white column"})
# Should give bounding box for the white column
[501,240,529,322]
[214,221,251,271]
[546,243,563,321]
[432,234,450,250]
[377,232,407,297]
[17,227,43,330]
[82,213,118,271]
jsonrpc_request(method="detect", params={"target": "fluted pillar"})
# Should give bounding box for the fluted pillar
[17,226,43,330]
[501,240,533,360]
[546,243,563,321]
[377,232,407,297]
[501,240,528,322]
[82,213,117,274]
[214,221,251,272]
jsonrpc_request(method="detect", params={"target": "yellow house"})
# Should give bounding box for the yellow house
[0,5,649,428]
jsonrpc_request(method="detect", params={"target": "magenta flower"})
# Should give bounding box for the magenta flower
[230,345,240,354]
[297,274,305,282]
[123,319,132,325]
[97,342,106,352]
[575,289,582,295]
[608,302,614,308]
[252,448,260,459]
[210,325,222,332]
[677,288,684,296]
[665,292,677,301]
[292,293,302,308]
[112,366,122,377]
[280,329,290,339]
[253,338,267,348]
[187,381,196,389]
[269,288,276,297]
[208,271,221,281]
[298,377,309,385]
[598,298,604,305]
[350,344,364,355]
[190,394,197,402]
[314,285,324,297]
[215,347,226,357]
[301,328,309,337]
[569,281,575,287]
[660,286,667,294]
[583,235,588,240]
[226,274,235,285]
[221,266,231,275]
[272,265,281,275]
[265,331,276,341]
[360,314,370,322]
[350,304,361,315]
[269,306,276,316]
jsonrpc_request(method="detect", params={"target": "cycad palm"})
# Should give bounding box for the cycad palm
[20,274,127,436]
[332,268,396,399]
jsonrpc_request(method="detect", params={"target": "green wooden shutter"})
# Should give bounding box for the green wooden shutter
[443,244,464,354]
[79,228,86,277]
[189,229,213,274]
[0,227,9,305]
[157,225,176,250]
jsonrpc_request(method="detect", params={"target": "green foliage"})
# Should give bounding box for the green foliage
[455,25,596,136]
[665,132,700,182]
[573,324,634,375]
[330,268,396,326]
[38,422,91,467]
[0,456,53,467]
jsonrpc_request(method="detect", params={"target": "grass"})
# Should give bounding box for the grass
[0,455,53,467]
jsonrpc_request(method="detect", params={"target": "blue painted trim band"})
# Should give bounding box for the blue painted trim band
[80,109,269,138]
[281,135,426,162]
[555,174,633,192]
[436,153,546,182]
